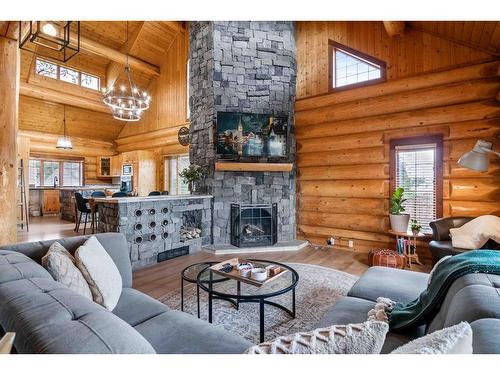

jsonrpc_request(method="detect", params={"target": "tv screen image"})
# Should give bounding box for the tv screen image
[216,112,288,159]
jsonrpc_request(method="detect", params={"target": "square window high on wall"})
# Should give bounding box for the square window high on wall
[329,41,386,91]
[390,135,443,234]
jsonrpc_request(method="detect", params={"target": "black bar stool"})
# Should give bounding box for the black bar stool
[74,192,91,235]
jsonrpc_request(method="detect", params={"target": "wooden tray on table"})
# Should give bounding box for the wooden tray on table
[209,258,288,287]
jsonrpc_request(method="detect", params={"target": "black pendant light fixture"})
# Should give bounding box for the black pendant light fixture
[19,21,80,62]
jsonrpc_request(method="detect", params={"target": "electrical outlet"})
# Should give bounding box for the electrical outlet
[348,240,354,248]
[330,237,335,245]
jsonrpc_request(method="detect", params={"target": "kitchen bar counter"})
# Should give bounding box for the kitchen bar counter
[96,194,213,270]
[59,186,119,222]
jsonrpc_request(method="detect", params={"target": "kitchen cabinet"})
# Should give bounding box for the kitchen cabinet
[97,156,121,178]
[42,190,60,215]
[120,151,157,196]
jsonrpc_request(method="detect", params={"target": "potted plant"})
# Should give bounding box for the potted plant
[179,164,206,194]
[390,187,410,233]
[410,219,422,236]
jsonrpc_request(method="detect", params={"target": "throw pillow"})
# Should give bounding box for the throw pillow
[391,322,473,354]
[75,236,122,311]
[41,242,93,300]
[449,215,500,249]
[245,320,388,354]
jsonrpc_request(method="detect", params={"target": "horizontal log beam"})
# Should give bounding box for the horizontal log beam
[75,36,160,77]
[444,179,500,202]
[298,164,388,180]
[299,211,389,233]
[444,200,500,217]
[115,124,188,153]
[299,196,389,215]
[20,82,109,113]
[299,180,389,199]
[296,61,500,112]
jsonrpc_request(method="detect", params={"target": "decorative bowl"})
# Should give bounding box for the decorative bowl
[251,268,267,282]
[238,263,253,278]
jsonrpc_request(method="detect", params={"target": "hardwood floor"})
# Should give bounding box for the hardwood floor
[17,216,431,300]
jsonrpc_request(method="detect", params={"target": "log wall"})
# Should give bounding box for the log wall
[295,60,500,262]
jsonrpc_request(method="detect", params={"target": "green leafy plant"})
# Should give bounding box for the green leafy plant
[410,219,422,234]
[390,187,407,215]
[179,164,206,192]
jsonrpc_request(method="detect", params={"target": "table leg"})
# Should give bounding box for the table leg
[292,287,296,318]
[181,278,184,312]
[197,284,200,318]
[208,292,213,323]
[236,281,241,310]
[259,299,265,343]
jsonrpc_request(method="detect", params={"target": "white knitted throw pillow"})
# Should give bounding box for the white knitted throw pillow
[245,320,388,354]
[41,241,93,300]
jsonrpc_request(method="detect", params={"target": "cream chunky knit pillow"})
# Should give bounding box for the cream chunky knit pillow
[245,320,388,354]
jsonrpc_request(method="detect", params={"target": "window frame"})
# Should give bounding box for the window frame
[29,156,85,188]
[163,154,190,195]
[34,57,100,91]
[389,135,444,231]
[328,40,387,92]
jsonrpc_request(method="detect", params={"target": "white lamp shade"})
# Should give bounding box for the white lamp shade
[457,140,492,172]
[56,136,73,149]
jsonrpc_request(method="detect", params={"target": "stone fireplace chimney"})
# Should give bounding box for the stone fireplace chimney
[189,21,297,245]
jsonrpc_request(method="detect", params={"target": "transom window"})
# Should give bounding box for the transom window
[35,58,100,91]
[329,41,386,91]
[164,154,190,195]
[390,136,443,234]
[29,158,84,187]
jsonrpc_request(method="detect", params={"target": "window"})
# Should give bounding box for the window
[164,155,190,195]
[34,58,100,91]
[329,41,386,91]
[390,136,443,234]
[29,158,83,187]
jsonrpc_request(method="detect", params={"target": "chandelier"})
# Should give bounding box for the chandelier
[19,21,80,62]
[56,105,73,150]
[101,22,151,121]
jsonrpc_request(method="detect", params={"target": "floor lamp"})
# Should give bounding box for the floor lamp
[458,140,500,172]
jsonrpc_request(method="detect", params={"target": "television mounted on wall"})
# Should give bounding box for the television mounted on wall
[215,111,289,161]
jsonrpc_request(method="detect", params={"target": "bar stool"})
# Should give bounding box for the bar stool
[74,192,91,235]
[149,191,161,196]
[112,192,127,197]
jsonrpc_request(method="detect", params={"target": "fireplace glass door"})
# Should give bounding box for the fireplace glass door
[231,203,277,247]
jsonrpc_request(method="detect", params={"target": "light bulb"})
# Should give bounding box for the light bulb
[133,88,138,93]
[42,23,57,37]
[117,98,122,103]
[143,92,147,97]
[120,85,125,91]
[119,109,124,114]
[121,103,125,108]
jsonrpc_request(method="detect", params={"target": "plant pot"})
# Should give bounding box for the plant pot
[390,214,410,233]
[412,229,420,236]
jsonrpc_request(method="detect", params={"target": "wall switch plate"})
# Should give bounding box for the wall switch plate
[330,237,335,245]
[348,240,354,248]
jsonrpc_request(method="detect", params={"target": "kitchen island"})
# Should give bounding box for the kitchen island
[94,195,213,269]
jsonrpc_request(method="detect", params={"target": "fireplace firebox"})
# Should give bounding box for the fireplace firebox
[230,203,278,247]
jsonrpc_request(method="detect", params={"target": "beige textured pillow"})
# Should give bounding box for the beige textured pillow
[449,215,500,249]
[75,236,122,311]
[41,242,93,300]
[391,322,473,354]
[245,320,388,354]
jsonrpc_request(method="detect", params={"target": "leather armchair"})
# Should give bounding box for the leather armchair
[429,216,500,265]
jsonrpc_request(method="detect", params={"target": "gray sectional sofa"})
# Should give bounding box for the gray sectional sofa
[1,232,499,354]
[316,266,500,353]
[0,233,252,354]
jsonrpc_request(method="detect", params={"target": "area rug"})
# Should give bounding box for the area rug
[158,263,358,343]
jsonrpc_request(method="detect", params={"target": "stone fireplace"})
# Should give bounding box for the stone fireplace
[189,21,297,247]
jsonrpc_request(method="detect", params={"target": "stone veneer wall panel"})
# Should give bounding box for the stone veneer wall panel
[189,21,297,245]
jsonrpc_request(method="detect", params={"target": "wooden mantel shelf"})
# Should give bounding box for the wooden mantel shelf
[215,162,294,172]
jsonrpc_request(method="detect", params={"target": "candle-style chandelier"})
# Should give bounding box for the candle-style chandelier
[101,22,151,121]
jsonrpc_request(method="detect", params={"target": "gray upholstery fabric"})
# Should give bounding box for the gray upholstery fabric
[113,288,170,327]
[428,273,500,333]
[314,296,423,354]
[134,310,253,354]
[348,266,428,303]
[470,319,500,354]
[0,251,154,354]
[0,233,132,288]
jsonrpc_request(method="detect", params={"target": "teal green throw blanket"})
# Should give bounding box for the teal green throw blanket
[389,250,500,331]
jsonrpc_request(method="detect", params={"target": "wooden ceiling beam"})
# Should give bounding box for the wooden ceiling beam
[383,21,405,37]
[106,21,145,89]
[72,35,160,77]
[20,82,109,113]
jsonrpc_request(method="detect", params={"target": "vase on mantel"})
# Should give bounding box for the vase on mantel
[188,181,196,195]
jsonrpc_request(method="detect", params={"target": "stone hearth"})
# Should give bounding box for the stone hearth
[189,21,297,246]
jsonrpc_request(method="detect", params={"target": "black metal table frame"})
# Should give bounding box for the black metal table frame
[196,259,299,343]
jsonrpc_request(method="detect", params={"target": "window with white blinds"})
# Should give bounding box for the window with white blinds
[394,143,437,234]
[164,154,190,195]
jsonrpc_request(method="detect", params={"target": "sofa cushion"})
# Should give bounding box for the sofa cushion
[428,273,500,333]
[470,319,500,354]
[348,266,428,303]
[113,288,169,327]
[0,250,52,284]
[75,236,122,311]
[314,296,423,354]
[134,310,253,354]
[0,233,133,288]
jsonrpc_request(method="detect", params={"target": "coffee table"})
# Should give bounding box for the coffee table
[197,259,299,343]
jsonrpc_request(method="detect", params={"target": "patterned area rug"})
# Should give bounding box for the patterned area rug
[158,263,358,344]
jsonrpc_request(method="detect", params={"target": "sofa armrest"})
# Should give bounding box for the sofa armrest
[429,217,474,241]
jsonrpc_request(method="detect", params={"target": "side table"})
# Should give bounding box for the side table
[388,230,426,269]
